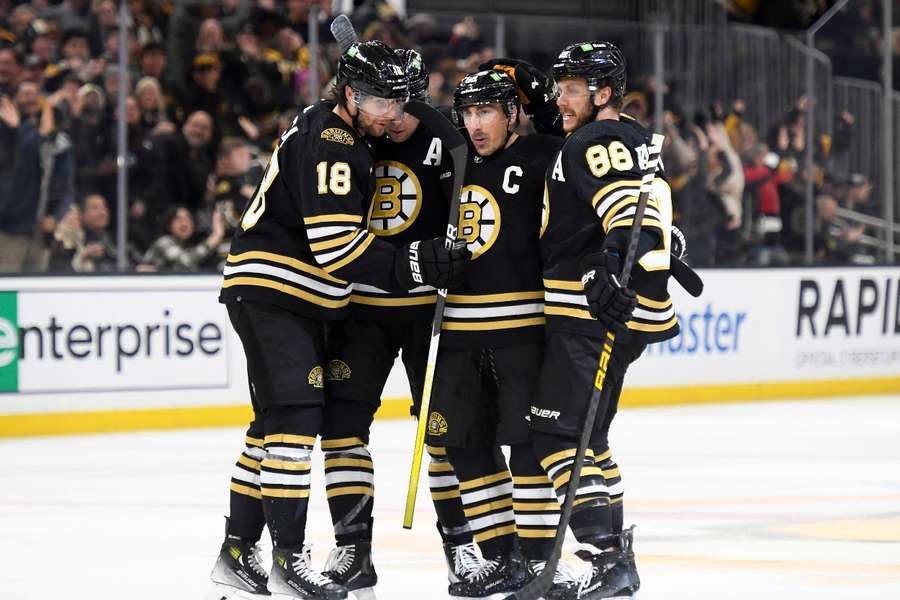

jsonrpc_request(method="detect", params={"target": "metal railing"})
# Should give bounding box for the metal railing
[420,12,834,133]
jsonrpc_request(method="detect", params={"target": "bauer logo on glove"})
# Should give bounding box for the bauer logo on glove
[395,237,470,290]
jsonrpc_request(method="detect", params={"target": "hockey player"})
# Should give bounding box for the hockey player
[318,48,481,594]
[419,69,573,600]
[208,40,468,600]
[530,41,680,599]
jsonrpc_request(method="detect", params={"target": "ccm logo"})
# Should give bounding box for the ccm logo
[531,406,561,420]
[408,241,423,283]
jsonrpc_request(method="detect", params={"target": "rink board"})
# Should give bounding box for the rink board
[0,267,898,436]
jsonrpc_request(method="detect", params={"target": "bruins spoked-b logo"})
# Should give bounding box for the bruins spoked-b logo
[369,160,422,236]
[427,411,448,436]
[458,185,501,259]
[325,359,352,381]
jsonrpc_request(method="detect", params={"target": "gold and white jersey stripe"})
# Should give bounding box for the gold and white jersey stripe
[543,278,677,334]
[349,282,437,308]
[222,251,351,310]
[303,213,376,274]
[441,291,545,333]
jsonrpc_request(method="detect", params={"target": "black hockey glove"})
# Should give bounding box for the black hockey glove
[580,250,637,334]
[395,238,470,290]
[479,58,563,136]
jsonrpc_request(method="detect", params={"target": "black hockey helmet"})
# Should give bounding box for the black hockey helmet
[551,41,626,105]
[336,40,409,100]
[395,48,429,100]
[453,69,519,124]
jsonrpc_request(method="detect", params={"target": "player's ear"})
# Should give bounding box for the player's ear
[594,85,611,108]
[344,85,354,109]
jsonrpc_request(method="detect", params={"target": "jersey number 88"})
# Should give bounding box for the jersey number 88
[586,141,634,178]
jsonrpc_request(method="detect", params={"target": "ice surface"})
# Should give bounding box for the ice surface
[2,395,899,599]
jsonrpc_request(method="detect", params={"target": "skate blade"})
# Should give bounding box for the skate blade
[351,587,377,600]
[204,582,270,600]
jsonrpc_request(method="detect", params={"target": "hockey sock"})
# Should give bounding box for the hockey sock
[509,443,559,561]
[322,436,375,546]
[533,431,614,544]
[594,449,624,535]
[427,445,473,545]
[260,407,319,548]
[227,432,266,541]
[446,446,516,559]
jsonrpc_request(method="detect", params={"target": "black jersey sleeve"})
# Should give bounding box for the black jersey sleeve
[299,126,399,289]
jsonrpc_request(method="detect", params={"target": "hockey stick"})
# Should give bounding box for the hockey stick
[401,100,469,529]
[330,14,358,52]
[506,133,665,600]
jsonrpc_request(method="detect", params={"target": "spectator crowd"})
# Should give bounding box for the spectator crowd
[0,0,888,274]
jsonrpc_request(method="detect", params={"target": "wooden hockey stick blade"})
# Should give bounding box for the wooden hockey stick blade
[505,133,665,600]
[329,14,358,52]
[402,100,469,529]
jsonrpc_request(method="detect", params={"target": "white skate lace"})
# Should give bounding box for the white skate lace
[292,545,335,587]
[468,557,501,582]
[530,560,577,585]
[451,542,482,579]
[323,545,356,575]
[247,544,268,578]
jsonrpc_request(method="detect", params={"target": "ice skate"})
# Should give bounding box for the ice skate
[322,541,377,599]
[268,545,347,600]
[208,534,270,599]
[448,550,530,600]
[443,539,483,583]
[528,559,579,600]
[573,526,640,599]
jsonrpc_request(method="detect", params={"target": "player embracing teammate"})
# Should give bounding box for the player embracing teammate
[207,33,694,600]
[208,41,467,600]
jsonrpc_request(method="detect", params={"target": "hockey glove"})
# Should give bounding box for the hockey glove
[479,58,563,136]
[671,225,687,259]
[395,238,470,290]
[580,250,637,333]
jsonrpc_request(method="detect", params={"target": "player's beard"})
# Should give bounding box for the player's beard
[357,109,390,138]
[565,100,598,132]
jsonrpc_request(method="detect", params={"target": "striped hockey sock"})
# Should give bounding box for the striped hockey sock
[509,444,559,560]
[427,446,472,545]
[260,433,314,548]
[595,449,624,534]
[536,438,613,543]
[447,447,516,558]
[322,436,375,545]
[227,434,266,541]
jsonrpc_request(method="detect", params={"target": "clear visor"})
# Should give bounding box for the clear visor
[460,104,505,128]
[353,90,408,120]
[556,78,593,100]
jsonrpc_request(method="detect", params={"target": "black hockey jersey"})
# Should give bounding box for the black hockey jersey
[441,133,564,348]
[348,122,451,321]
[219,103,401,320]
[541,114,679,343]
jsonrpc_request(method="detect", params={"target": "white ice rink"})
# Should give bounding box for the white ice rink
[2,395,900,600]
